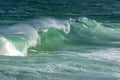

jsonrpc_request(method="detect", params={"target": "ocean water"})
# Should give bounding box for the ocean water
[0,0,120,80]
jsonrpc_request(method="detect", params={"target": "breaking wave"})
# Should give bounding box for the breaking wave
[0,17,120,56]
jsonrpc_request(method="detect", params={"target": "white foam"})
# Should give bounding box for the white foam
[0,37,24,56]
[80,48,120,62]
[0,24,40,56]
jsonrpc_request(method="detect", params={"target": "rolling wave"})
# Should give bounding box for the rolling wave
[0,17,120,56]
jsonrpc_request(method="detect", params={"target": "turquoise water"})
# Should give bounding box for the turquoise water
[0,0,120,80]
